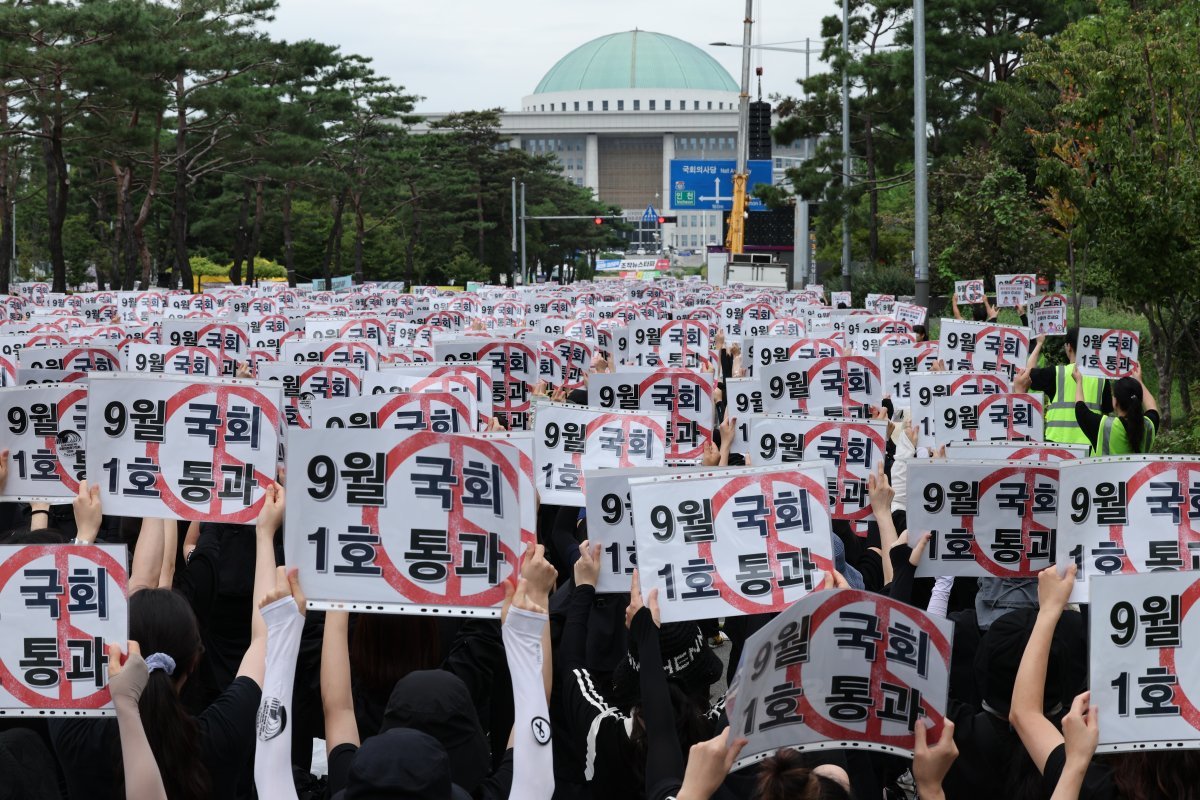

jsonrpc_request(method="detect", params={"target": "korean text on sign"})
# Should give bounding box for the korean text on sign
[284,429,525,616]
[1089,572,1200,752]
[629,464,835,623]
[907,460,1060,579]
[727,588,953,766]
[1056,456,1200,602]
[532,401,667,506]
[0,544,128,716]
[1077,328,1139,379]
[85,374,283,523]
[0,383,88,501]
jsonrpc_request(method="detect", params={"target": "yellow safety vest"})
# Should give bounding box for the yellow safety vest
[1092,415,1156,456]
[1044,366,1103,446]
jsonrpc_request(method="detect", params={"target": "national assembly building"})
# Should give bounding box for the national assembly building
[414,30,813,271]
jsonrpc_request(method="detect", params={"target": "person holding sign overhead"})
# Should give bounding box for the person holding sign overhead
[1073,362,1158,455]
[1015,327,1110,445]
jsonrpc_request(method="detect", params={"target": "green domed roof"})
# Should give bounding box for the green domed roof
[534,30,738,94]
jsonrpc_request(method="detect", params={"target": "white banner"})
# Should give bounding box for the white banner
[85,374,283,523]
[938,320,1031,381]
[908,459,1059,578]
[762,356,882,419]
[629,464,834,622]
[994,274,1036,307]
[879,343,939,406]
[310,391,475,435]
[1077,327,1139,379]
[910,371,1011,449]
[954,280,985,304]
[283,429,525,616]
[748,415,887,521]
[0,544,129,716]
[532,401,667,506]
[727,588,953,765]
[0,383,88,501]
[1029,294,1068,337]
[1089,572,1200,752]
[1057,456,1200,602]
[589,368,714,461]
[931,392,1044,446]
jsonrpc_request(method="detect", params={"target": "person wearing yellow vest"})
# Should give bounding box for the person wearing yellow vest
[1014,327,1110,445]
[1073,362,1159,455]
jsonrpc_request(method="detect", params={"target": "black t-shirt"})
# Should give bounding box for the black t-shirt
[49,675,261,800]
[1039,743,1119,799]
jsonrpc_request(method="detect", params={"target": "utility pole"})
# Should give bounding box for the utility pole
[913,0,930,308]
[726,0,754,255]
[795,37,813,290]
[841,0,852,293]
[510,178,518,288]
[519,182,527,285]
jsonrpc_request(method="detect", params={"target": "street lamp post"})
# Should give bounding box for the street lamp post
[841,0,852,294]
[914,0,930,307]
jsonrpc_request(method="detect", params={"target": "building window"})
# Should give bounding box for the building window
[602,100,609,111]
[574,101,580,111]
[707,101,713,110]
[540,104,545,112]
[648,99,655,110]
[587,100,594,111]
[617,100,624,111]
[719,102,724,110]
[694,100,700,110]
[691,235,699,247]
[664,100,671,110]
[709,214,717,228]
[633,99,640,110]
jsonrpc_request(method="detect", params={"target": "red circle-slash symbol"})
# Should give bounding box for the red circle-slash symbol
[0,546,128,710]
[362,433,521,608]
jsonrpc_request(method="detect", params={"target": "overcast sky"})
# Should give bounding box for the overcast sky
[267,0,835,112]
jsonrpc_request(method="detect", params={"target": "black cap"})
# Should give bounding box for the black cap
[337,729,471,800]
[611,622,723,707]
[379,670,491,792]
[975,607,1085,715]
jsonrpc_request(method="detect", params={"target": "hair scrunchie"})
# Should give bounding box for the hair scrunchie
[144,653,177,676]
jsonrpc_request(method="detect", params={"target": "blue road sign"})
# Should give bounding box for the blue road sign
[668,160,774,211]
[642,204,659,223]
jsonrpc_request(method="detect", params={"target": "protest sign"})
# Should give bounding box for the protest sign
[879,343,939,406]
[257,363,363,428]
[1077,328,1139,378]
[535,338,592,390]
[751,336,842,375]
[849,326,915,356]
[954,280,985,304]
[932,392,1044,446]
[865,294,896,314]
[762,356,882,419]
[629,464,835,623]
[725,377,765,455]
[310,390,475,435]
[658,319,713,369]
[0,544,129,716]
[892,302,927,327]
[366,363,493,426]
[590,368,714,461]
[910,371,1011,449]
[85,374,283,523]
[995,274,1036,307]
[1056,456,1200,602]
[1029,294,1068,337]
[283,429,524,616]
[16,345,120,378]
[473,430,537,548]
[907,459,1059,578]
[123,344,229,376]
[532,401,667,506]
[282,339,381,371]
[726,588,954,765]
[830,291,852,308]
[749,415,887,520]
[473,340,537,431]
[0,384,88,501]
[1089,571,1200,752]
[945,440,1088,462]
[583,466,704,593]
[938,319,1031,380]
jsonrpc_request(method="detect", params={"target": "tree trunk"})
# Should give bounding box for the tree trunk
[283,180,296,287]
[1144,304,1174,428]
[475,177,485,263]
[320,188,347,286]
[171,71,190,291]
[247,178,265,285]
[132,112,164,289]
[864,113,879,265]
[0,88,11,295]
[353,195,365,284]
[230,182,251,286]
[44,120,69,293]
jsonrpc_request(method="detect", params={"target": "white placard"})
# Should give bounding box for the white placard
[1076,327,1139,379]
[0,383,88,502]
[932,392,1044,446]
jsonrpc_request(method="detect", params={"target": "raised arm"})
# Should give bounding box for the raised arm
[321,611,359,754]
[71,479,103,544]
[128,518,167,595]
[238,482,285,687]
[1010,564,1077,772]
[108,641,168,800]
[254,566,307,800]
[502,578,555,800]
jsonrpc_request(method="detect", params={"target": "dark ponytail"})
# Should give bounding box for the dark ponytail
[123,589,210,800]
[1114,377,1147,453]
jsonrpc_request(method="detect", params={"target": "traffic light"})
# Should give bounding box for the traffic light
[594,217,604,225]
[657,215,678,224]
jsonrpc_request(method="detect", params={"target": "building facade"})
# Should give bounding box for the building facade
[414,30,812,266]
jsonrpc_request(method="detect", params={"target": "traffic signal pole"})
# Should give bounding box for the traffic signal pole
[726,0,754,256]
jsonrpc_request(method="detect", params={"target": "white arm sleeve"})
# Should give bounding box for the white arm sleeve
[503,607,555,800]
[927,575,954,618]
[253,597,305,800]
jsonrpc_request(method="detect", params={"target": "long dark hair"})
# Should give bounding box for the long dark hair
[1111,751,1200,800]
[628,682,713,789]
[124,588,210,800]
[349,612,441,694]
[1113,376,1147,452]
